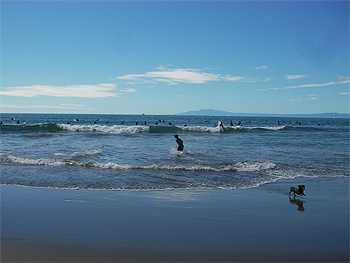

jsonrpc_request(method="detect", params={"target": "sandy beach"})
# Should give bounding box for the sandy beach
[1,177,349,262]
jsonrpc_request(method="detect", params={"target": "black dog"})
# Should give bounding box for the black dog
[289,185,306,197]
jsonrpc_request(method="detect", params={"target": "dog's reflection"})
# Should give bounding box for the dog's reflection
[289,196,305,211]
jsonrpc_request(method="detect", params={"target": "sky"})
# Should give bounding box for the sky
[1,0,349,115]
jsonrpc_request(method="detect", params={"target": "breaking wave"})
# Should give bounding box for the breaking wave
[2,154,275,173]
[1,153,347,191]
[0,123,298,134]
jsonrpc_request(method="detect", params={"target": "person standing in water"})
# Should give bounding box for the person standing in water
[174,135,184,151]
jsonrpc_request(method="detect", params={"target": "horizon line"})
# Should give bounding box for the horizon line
[1,112,349,117]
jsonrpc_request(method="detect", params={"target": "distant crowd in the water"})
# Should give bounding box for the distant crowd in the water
[65,118,319,127]
[0,116,321,127]
[0,117,25,125]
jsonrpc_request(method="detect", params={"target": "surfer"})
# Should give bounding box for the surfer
[174,135,184,151]
[217,121,224,128]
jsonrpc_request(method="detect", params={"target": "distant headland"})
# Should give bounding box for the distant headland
[177,109,350,118]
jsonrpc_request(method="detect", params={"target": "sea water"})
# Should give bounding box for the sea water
[0,113,349,191]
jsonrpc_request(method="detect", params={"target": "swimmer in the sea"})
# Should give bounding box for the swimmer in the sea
[174,135,184,151]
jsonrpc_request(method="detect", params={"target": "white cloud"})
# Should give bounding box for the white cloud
[339,92,350,95]
[260,80,350,91]
[306,97,318,100]
[285,75,309,80]
[280,80,350,90]
[255,65,268,70]
[0,84,119,98]
[116,66,270,85]
[117,68,221,84]
[221,76,244,82]
[119,88,136,93]
[262,77,273,82]
[117,74,146,81]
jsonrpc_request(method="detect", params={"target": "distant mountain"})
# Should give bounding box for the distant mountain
[177,109,350,118]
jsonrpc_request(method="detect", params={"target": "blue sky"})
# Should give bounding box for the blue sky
[1,0,349,115]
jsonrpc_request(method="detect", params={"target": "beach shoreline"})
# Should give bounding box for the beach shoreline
[1,177,349,262]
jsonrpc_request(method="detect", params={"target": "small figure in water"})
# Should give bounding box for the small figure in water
[174,134,184,151]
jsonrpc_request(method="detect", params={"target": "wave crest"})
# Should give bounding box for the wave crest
[1,123,294,134]
[58,124,149,133]
[3,154,275,173]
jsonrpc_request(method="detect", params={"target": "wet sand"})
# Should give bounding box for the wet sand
[1,177,349,262]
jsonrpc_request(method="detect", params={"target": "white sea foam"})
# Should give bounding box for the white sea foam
[5,154,276,173]
[258,126,286,131]
[169,148,202,156]
[58,124,149,133]
[182,125,223,133]
[229,161,276,172]
[7,155,66,166]
[72,148,103,158]
[56,123,286,134]
[224,125,286,131]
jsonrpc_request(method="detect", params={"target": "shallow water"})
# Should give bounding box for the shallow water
[1,113,349,190]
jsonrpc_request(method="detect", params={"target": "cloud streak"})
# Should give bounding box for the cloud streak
[277,80,350,90]
[285,75,309,80]
[258,80,350,91]
[255,65,268,70]
[116,66,271,85]
[0,84,120,98]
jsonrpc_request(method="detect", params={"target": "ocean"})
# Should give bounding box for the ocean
[1,113,349,191]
